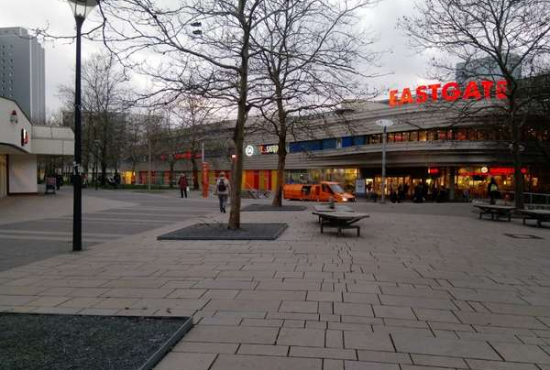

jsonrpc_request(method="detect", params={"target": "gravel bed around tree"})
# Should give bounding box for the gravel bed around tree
[157,223,288,240]
[0,313,191,370]
[241,204,307,212]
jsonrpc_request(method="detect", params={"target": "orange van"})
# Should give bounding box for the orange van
[283,181,356,202]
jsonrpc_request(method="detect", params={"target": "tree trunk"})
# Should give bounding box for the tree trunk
[228,3,250,230]
[272,147,287,207]
[169,161,175,188]
[101,162,107,186]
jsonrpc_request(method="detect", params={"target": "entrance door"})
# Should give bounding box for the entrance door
[0,155,6,198]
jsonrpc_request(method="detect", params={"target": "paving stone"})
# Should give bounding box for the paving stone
[379,295,456,310]
[392,333,500,360]
[344,360,400,370]
[334,303,373,317]
[490,342,550,364]
[289,346,356,360]
[326,330,344,348]
[373,305,416,320]
[204,299,281,312]
[342,293,379,304]
[306,320,327,329]
[343,331,394,351]
[172,342,239,354]
[357,350,412,364]
[166,289,206,299]
[209,354,322,370]
[455,311,547,329]
[236,290,307,301]
[384,318,429,328]
[241,318,283,327]
[411,354,469,368]
[400,366,453,370]
[198,316,243,326]
[323,359,344,370]
[280,300,319,313]
[465,359,539,370]
[183,325,278,344]
[307,291,343,302]
[277,328,325,347]
[238,344,289,356]
[457,332,520,343]
[414,308,459,323]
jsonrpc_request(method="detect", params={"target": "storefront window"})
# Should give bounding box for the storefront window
[370,134,381,144]
[387,133,395,143]
[410,131,418,141]
[419,131,427,141]
[438,130,447,140]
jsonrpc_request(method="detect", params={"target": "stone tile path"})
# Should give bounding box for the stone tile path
[1,205,549,370]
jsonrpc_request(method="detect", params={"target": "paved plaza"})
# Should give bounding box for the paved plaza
[1,192,550,369]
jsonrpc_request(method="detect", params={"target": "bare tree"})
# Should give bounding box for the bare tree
[251,0,378,206]
[59,53,130,185]
[97,0,285,229]
[401,0,550,208]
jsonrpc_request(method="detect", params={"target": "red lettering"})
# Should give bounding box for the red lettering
[399,88,414,105]
[496,80,508,99]
[442,82,461,101]
[462,81,482,100]
[416,86,428,103]
[389,90,399,107]
[427,84,441,101]
[481,80,494,99]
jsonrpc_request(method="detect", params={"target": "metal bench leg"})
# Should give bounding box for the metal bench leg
[523,218,526,225]
[538,220,542,228]
[357,227,360,237]
[320,223,324,233]
[479,212,482,219]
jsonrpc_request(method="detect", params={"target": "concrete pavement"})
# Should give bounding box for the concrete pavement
[0,199,550,370]
[0,187,218,271]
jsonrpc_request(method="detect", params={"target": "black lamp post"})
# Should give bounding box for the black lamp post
[67,0,99,252]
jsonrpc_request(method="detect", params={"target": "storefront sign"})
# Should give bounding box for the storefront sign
[389,80,508,107]
[21,129,29,146]
[260,144,279,155]
[10,110,18,124]
[458,167,527,176]
[427,167,440,175]
[245,145,255,157]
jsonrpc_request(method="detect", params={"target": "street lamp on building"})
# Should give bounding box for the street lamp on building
[376,119,394,204]
[67,0,99,252]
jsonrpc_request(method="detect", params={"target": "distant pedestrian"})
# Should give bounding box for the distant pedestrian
[55,171,63,190]
[215,172,231,213]
[178,174,189,198]
[488,178,499,205]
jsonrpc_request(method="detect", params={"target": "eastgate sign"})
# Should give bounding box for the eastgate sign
[389,80,508,107]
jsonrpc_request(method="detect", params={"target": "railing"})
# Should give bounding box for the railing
[500,191,550,209]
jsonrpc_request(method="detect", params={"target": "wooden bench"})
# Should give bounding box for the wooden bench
[473,204,516,221]
[520,209,550,228]
[312,211,369,237]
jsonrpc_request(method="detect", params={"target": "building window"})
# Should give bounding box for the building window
[354,135,366,146]
[419,131,427,141]
[342,136,354,148]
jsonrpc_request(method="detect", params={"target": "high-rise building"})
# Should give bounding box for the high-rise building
[0,27,45,123]
[456,55,522,83]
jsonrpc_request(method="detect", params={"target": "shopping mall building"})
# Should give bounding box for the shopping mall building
[125,98,549,200]
[0,97,74,198]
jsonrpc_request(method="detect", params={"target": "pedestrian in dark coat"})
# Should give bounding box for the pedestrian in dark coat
[178,174,189,198]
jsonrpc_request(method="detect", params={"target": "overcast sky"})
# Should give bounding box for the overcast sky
[0,0,436,115]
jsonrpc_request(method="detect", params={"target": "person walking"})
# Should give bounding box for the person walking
[178,174,188,198]
[488,178,499,205]
[215,172,230,213]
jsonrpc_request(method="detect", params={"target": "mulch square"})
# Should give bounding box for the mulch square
[157,223,288,240]
[0,313,192,370]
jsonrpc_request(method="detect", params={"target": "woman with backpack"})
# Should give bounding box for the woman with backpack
[215,172,231,213]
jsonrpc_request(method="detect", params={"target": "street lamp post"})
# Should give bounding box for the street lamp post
[376,119,394,204]
[67,0,99,252]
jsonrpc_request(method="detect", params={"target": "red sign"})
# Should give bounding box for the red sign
[161,151,201,161]
[458,167,527,176]
[390,80,508,107]
[427,167,440,175]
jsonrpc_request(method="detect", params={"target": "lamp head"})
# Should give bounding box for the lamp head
[67,0,99,20]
